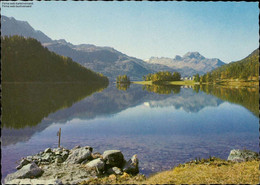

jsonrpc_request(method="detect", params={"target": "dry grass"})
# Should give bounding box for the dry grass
[144,158,259,184]
[79,158,259,184]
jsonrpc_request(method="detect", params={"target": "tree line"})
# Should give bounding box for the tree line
[2,35,109,84]
[143,71,181,83]
[116,75,131,83]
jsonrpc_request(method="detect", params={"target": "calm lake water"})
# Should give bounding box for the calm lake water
[1,83,259,179]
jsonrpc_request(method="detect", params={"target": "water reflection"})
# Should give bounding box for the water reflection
[1,83,258,179]
[2,83,258,147]
[116,83,131,91]
[142,84,181,94]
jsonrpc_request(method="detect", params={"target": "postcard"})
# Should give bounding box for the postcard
[1,1,259,184]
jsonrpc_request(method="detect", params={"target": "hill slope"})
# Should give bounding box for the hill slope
[1,35,109,84]
[210,49,259,80]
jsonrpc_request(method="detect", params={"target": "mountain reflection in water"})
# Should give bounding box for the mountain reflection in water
[1,83,258,179]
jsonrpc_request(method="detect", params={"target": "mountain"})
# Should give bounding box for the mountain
[145,52,225,76]
[1,15,52,43]
[2,35,109,85]
[1,15,225,80]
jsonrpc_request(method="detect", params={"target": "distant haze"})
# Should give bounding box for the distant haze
[1,1,258,63]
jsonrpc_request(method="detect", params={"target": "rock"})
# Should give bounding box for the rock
[42,153,52,162]
[72,145,81,150]
[44,148,52,153]
[85,146,93,152]
[16,158,30,170]
[26,156,33,161]
[107,167,122,175]
[103,150,125,168]
[86,158,105,172]
[61,151,69,161]
[228,149,258,162]
[123,154,139,175]
[66,147,92,164]
[5,162,44,183]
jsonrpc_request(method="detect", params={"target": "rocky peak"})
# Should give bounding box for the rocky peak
[183,52,205,60]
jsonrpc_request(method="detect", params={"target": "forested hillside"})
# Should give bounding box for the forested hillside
[199,49,259,83]
[2,35,109,84]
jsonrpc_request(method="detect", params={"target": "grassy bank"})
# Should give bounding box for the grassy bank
[80,158,259,184]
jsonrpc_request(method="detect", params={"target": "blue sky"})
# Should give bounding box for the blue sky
[1,1,259,63]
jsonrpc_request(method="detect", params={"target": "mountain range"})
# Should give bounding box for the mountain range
[1,15,226,80]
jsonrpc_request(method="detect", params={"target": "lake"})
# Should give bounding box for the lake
[1,83,259,179]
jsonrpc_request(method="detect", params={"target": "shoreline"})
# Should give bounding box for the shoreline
[4,146,259,184]
[133,80,258,87]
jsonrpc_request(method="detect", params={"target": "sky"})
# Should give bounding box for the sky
[1,1,259,63]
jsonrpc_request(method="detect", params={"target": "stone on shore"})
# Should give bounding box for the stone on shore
[5,146,140,184]
[103,150,125,168]
[107,167,123,175]
[65,147,92,164]
[227,149,259,162]
[86,158,105,171]
[5,162,43,184]
[16,158,30,170]
[123,154,139,175]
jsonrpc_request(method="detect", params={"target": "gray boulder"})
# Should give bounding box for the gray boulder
[61,151,69,161]
[123,154,139,175]
[16,158,30,170]
[107,167,122,175]
[5,162,43,183]
[42,153,52,162]
[86,158,105,171]
[66,147,92,164]
[227,149,258,162]
[103,150,125,168]
[44,148,52,153]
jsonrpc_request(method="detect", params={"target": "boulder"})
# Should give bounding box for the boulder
[86,158,105,171]
[227,149,258,162]
[107,167,122,175]
[16,158,30,170]
[122,154,139,175]
[85,146,93,153]
[5,162,43,183]
[44,148,52,153]
[103,150,125,168]
[42,153,52,162]
[61,151,69,161]
[65,147,92,164]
